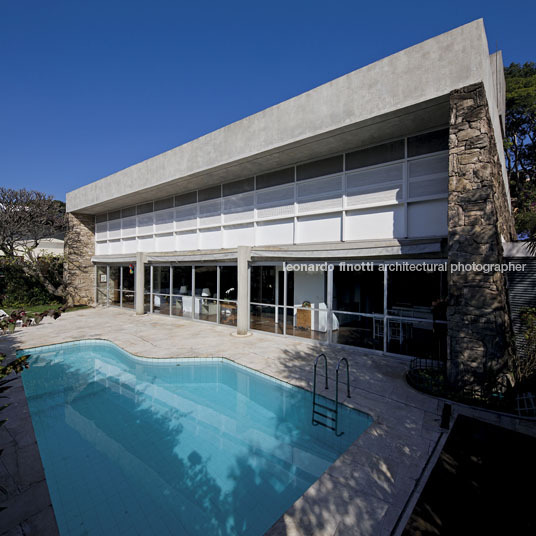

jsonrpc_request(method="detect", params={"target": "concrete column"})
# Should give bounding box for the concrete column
[135,252,146,315]
[236,246,251,335]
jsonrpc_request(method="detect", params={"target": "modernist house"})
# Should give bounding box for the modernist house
[65,20,516,383]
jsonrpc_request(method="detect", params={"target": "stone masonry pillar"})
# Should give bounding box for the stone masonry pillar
[447,82,517,389]
[236,246,251,336]
[64,212,95,306]
[135,252,146,315]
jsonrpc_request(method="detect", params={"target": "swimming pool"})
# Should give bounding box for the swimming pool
[21,340,371,535]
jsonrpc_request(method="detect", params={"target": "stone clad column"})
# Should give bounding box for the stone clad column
[135,252,146,315]
[447,82,517,388]
[236,246,251,336]
[64,212,95,305]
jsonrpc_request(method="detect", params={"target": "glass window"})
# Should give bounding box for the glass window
[196,296,218,322]
[219,302,237,326]
[386,318,447,360]
[172,295,192,319]
[172,266,192,296]
[296,155,343,181]
[153,293,170,315]
[256,167,294,190]
[223,178,254,197]
[121,265,135,310]
[285,306,329,342]
[122,265,135,292]
[121,206,136,218]
[154,197,174,211]
[152,266,170,295]
[332,314,384,350]
[109,266,120,306]
[219,266,237,301]
[333,266,383,314]
[137,202,153,215]
[175,192,197,207]
[198,186,221,202]
[194,266,217,297]
[96,266,107,305]
[387,269,447,320]
[122,291,135,310]
[250,266,276,304]
[250,304,284,334]
[284,266,328,341]
[407,129,449,157]
[144,266,151,293]
[194,266,217,323]
[346,140,405,170]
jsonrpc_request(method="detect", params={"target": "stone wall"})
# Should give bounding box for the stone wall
[64,213,95,305]
[447,82,517,388]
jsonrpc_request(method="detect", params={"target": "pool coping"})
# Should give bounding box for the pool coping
[0,370,59,535]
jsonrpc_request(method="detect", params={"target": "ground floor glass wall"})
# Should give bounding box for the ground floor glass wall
[96,264,136,309]
[249,261,447,360]
[96,260,446,359]
[149,264,237,326]
[99,263,237,325]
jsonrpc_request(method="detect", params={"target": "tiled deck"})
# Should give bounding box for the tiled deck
[1,307,533,535]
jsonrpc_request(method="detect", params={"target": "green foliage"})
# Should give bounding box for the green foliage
[0,351,30,499]
[504,62,536,243]
[507,307,536,392]
[521,307,536,357]
[0,256,64,307]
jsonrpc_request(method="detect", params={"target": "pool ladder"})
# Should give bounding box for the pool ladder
[312,353,351,436]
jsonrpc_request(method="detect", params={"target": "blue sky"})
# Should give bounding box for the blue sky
[1,0,534,202]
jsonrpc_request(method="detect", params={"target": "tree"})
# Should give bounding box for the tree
[0,188,67,299]
[504,62,536,251]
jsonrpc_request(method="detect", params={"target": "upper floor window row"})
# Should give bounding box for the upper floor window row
[95,128,448,223]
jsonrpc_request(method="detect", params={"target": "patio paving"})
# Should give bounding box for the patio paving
[1,307,534,535]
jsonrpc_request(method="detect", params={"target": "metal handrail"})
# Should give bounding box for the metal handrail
[335,357,351,436]
[312,354,352,436]
[314,353,328,390]
[336,357,351,399]
[312,353,328,425]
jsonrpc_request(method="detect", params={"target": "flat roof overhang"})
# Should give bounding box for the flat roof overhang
[71,98,449,215]
[68,19,505,215]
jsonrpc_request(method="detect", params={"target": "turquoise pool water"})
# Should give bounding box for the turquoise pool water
[21,340,371,536]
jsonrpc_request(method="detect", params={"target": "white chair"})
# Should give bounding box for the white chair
[311,303,339,332]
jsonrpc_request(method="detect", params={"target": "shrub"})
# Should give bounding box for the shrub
[0,257,64,307]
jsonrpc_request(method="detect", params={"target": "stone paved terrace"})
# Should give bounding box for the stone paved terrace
[1,308,534,536]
